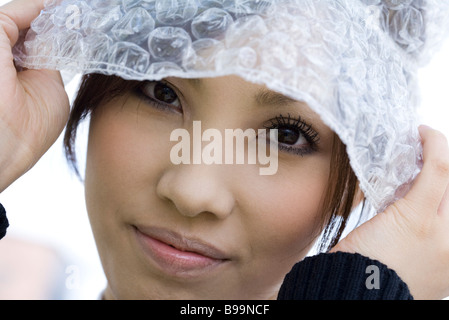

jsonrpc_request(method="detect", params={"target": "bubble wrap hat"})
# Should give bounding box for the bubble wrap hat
[13,0,449,212]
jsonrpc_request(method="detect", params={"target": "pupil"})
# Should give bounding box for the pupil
[278,128,299,145]
[154,83,177,103]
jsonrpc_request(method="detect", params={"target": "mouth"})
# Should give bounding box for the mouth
[133,225,231,278]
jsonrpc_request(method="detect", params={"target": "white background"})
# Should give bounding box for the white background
[0,0,448,299]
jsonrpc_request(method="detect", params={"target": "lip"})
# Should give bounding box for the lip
[134,226,230,278]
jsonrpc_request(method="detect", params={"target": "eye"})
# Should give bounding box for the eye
[264,114,319,156]
[137,81,182,112]
[277,127,307,146]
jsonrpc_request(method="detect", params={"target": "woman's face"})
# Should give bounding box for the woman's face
[84,75,334,299]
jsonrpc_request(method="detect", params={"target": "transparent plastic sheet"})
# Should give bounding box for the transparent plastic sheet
[12,0,449,212]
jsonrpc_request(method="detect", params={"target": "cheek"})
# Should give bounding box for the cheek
[243,158,330,263]
[84,104,173,230]
[87,105,172,183]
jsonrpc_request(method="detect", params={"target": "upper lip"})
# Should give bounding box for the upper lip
[134,225,230,261]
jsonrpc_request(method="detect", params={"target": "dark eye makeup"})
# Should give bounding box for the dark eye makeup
[263,114,320,156]
[135,81,183,114]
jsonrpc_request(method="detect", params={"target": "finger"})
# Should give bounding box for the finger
[0,0,46,45]
[0,0,62,96]
[404,125,449,213]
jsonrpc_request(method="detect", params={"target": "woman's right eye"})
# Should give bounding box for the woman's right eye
[137,81,182,113]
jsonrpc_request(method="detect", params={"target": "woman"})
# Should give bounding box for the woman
[1,0,449,300]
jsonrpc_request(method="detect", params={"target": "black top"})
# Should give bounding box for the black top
[277,251,413,300]
[0,204,412,300]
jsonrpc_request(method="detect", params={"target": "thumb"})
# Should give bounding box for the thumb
[400,125,449,216]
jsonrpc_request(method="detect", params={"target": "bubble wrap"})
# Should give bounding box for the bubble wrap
[13,0,449,212]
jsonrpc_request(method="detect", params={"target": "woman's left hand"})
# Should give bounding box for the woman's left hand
[332,125,449,300]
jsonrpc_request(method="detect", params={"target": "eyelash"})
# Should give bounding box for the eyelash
[264,114,320,156]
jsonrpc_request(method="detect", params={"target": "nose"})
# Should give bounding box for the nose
[156,164,235,220]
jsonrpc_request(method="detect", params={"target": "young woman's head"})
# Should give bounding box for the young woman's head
[63,73,360,299]
[15,0,439,299]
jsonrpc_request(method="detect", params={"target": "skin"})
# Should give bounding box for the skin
[85,76,335,299]
[2,0,449,300]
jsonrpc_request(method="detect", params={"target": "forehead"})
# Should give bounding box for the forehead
[181,77,297,105]
[168,76,316,113]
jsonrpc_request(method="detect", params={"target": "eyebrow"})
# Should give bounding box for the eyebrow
[254,89,299,107]
[186,78,202,88]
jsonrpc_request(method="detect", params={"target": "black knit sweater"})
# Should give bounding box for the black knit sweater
[277,251,412,299]
[0,205,412,300]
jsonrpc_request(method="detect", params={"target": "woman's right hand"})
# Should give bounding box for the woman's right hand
[332,126,449,299]
[0,0,70,192]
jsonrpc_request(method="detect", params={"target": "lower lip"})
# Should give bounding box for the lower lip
[135,228,227,278]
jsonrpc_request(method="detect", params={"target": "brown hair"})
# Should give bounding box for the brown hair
[63,73,362,252]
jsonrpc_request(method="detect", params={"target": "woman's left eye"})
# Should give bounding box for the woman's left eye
[277,127,307,146]
[137,81,182,112]
[264,114,319,156]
